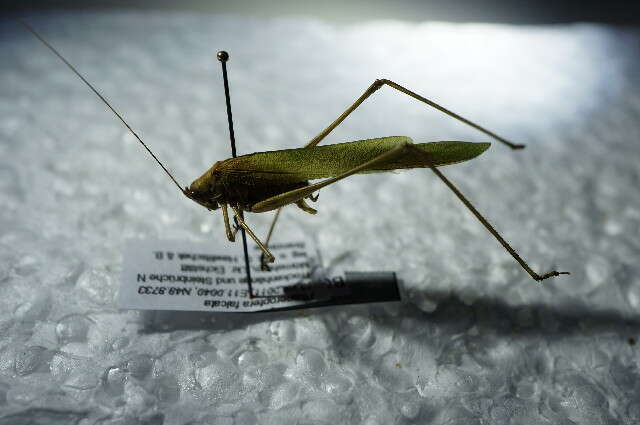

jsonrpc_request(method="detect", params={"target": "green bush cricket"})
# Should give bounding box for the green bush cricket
[23,22,568,283]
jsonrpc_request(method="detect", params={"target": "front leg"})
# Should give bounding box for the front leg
[221,203,238,242]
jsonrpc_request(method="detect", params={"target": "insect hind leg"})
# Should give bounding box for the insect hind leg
[305,78,524,150]
[405,144,568,282]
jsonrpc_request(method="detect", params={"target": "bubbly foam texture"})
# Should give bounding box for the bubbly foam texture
[1,12,639,424]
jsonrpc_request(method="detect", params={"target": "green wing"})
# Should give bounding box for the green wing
[218,136,490,184]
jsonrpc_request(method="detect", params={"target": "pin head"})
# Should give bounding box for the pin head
[217,51,229,62]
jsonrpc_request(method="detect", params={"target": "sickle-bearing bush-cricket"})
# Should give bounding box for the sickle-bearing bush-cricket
[24,22,568,283]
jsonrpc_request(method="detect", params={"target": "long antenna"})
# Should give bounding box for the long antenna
[21,20,185,195]
[217,51,255,298]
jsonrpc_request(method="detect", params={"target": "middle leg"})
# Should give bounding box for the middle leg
[232,206,275,263]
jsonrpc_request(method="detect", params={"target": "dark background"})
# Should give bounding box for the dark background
[3,0,638,26]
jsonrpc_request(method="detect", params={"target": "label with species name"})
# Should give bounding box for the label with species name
[119,238,400,313]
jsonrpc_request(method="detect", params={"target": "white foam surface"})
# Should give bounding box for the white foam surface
[1,12,640,424]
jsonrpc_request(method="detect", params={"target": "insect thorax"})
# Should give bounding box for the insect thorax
[225,180,309,211]
[186,162,308,211]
